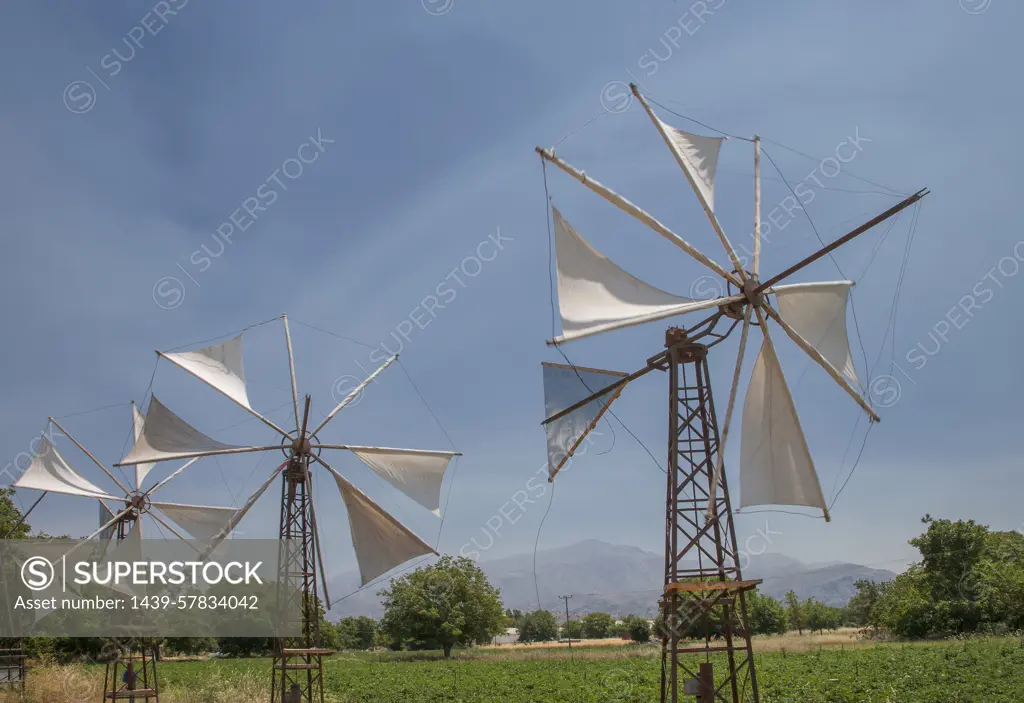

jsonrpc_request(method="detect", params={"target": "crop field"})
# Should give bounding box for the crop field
[2,637,1021,702]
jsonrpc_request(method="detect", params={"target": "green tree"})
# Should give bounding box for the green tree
[163,637,217,656]
[623,615,651,643]
[0,488,31,539]
[580,612,614,639]
[784,590,805,635]
[378,556,505,658]
[804,598,842,633]
[517,610,558,643]
[746,591,788,635]
[845,580,886,628]
[337,616,378,650]
[560,618,582,639]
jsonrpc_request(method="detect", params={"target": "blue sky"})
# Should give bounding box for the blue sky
[1,0,1021,596]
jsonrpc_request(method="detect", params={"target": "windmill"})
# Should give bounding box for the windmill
[537,84,926,703]
[111,314,460,703]
[11,406,244,702]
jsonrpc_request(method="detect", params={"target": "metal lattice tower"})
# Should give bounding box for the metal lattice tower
[271,398,331,703]
[659,329,759,703]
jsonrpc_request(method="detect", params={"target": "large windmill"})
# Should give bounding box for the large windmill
[11,406,243,701]
[537,84,926,703]
[111,315,459,703]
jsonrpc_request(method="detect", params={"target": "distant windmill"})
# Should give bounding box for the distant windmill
[537,84,926,702]
[112,315,459,703]
[13,406,240,702]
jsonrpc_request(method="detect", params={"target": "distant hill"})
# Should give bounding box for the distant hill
[327,539,896,620]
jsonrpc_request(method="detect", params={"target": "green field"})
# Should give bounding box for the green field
[143,637,1024,702]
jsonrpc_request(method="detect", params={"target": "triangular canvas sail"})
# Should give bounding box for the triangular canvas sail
[773,281,859,385]
[332,472,435,586]
[132,404,155,489]
[107,520,145,598]
[151,502,238,551]
[542,362,627,481]
[162,335,251,410]
[120,396,240,465]
[192,466,287,558]
[658,119,724,212]
[13,438,118,500]
[739,339,827,515]
[98,501,116,543]
[351,448,456,516]
[552,207,710,342]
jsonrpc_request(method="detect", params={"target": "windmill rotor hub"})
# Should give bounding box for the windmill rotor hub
[742,277,763,307]
[126,493,148,512]
[291,437,312,455]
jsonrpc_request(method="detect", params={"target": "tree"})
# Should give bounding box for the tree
[804,598,842,633]
[560,619,582,640]
[845,580,886,628]
[872,516,1024,637]
[378,556,505,658]
[746,591,788,635]
[581,612,615,639]
[784,591,805,635]
[337,616,378,650]
[163,638,217,656]
[622,615,651,643]
[0,488,31,539]
[517,610,558,643]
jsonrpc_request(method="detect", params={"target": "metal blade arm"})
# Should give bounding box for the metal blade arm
[311,444,460,457]
[311,355,398,436]
[157,351,294,440]
[755,189,928,295]
[631,85,747,281]
[141,458,200,499]
[706,306,752,521]
[761,303,880,423]
[48,418,132,496]
[114,445,280,467]
[537,148,740,288]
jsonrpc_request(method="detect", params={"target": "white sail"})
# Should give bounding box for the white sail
[98,501,116,543]
[542,362,626,481]
[773,281,859,385]
[132,403,156,489]
[740,339,827,515]
[152,502,238,551]
[332,472,435,586]
[552,207,722,343]
[13,438,117,500]
[119,396,240,465]
[351,448,456,516]
[162,335,251,410]
[658,118,724,213]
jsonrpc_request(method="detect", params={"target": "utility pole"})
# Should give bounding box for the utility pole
[559,595,573,653]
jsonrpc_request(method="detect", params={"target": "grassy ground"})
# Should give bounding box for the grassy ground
[2,635,1021,702]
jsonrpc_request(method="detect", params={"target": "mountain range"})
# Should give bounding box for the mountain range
[327,539,897,620]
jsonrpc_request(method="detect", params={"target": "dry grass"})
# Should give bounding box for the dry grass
[0,665,270,703]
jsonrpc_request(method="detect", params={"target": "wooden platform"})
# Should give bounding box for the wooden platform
[281,648,336,656]
[663,579,762,595]
[105,690,157,699]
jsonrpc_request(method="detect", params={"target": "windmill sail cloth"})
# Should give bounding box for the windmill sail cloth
[120,396,241,465]
[773,281,859,385]
[658,118,724,212]
[542,362,626,481]
[351,449,456,516]
[162,335,251,410]
[151,502,239,551]
[331,472,435,586]
[98,502,116,543]
[13,438,118,500]
[551,207,716,343]
[740,340,827,515]
[132,404,155,489]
